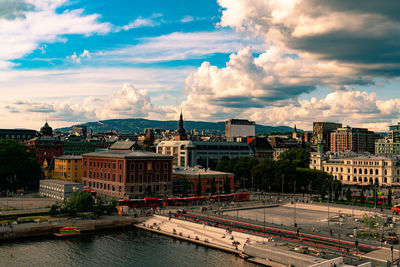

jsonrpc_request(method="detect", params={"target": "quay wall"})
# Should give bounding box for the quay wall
[0,216,146,241]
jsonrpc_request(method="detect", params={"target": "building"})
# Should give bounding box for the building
[82,149,173,198]
[225,119,255,138]
[39,179,83,201]
[71,125,87,137]
[247,137,273,160]
[268,137,301,160]
[64,138,113,155]
[312,122,342,151]
[53,155,82,183]
[156,140,251,169]
[175,111,187,141]
[292,125,298,140]
[26,121,64,164]
[172,166,234,195]
[303,132,312,143]
[0,129,39,141]
[309,152,400,186]
[330,127,378,154]
[375,122,400,155]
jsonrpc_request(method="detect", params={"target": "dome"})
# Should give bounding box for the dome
[40,122,53,136]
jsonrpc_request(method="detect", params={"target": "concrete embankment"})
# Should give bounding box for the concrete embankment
[0,216,146,241]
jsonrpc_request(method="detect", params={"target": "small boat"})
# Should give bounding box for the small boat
[54,226,81,237]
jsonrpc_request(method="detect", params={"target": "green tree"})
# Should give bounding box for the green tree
[346,186,352,201]
[65,191,95,216]
[0,139,41,191]
[251,160,276,191]
[210,177,216,195]
[223,177,231,194]
[196,177,202,196]
[278,148,311,168]
[320,184,326,200]
[105,198,117,214]
[360,187,365,204]
[388,188,392,206]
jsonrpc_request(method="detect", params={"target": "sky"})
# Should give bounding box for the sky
[1,0,400,131]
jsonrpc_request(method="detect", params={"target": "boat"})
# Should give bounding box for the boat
[54,226,81,237]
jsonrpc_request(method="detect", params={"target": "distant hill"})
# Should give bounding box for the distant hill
[55,118,297,135]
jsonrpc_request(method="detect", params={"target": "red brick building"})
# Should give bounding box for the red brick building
[172,166,234,195]
[82,150,173,198]
[26,136,64,165]
[330,127,378,154]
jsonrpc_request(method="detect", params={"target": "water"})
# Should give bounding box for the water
[0,229,258,267]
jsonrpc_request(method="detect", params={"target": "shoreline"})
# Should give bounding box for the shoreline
[0,215,146,241]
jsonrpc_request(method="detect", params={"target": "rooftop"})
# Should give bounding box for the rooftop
[83,149,172,159]
[173,166,233,177]
[55,155,82,160]
[40,179,82,185]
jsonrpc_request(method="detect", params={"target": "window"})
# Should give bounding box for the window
[139,163,143,170]
[112,163,116,169]
[156,173,159,182]
[139,186,142,192]
[119,163,122,170]
[364,177,367,182]
[130,174,135,183]
[370,169,373,175]
[364,169,367,174]
[130,163,135,170]
[112,174,116,181]
[164,163,168,170]
[130,186,134,193]
[119,174,122,182]
[139,174,143,182]
[375,169,379,175]
[156,163,160,170]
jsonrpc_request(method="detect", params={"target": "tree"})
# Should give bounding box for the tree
[105,198,117,214]
[388,188,392,206]
[278,148,311,168]
[360,187,365,204]
[210,177,216,195]
[320,184,327,200]
[0,139,41,191]
[223,177,231,194]
[346,186,352,201]
[64,191,95,216]
[196,177,202,196]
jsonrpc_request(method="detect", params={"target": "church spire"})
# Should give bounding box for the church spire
[176,108,187,141]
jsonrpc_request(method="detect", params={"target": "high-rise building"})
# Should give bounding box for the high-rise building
[312,122,342,151]
[375,122,400,155]
[330,127,378,154]
[225,119,255,138]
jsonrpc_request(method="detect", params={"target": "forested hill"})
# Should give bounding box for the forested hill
[55,118,296,135]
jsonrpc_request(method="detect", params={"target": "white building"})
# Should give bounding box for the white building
[310,152,400,186]
[225,119,255,138]
[156,140,251,169]
[39,179,83,201]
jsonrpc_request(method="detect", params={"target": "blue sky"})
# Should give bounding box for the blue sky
[1,0,400,131]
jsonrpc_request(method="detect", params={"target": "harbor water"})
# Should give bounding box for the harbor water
[0,228,258,267]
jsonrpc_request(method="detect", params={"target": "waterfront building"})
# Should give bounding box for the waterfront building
[172,166,234,195]
[0,129,39,141]
[82,149,173,198]
[156,140,251,169]
[53,155,82,183]
[330,127,378,154]
[310,152,400,186]
[39,179,83,201]
[312,122,342,151]
[225,119,255,138]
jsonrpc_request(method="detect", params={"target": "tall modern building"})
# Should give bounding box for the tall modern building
[225,119,255,138]
[330,127,378,154]
[312,122,342,151]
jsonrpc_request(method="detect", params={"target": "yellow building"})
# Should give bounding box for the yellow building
[53,155,82,183]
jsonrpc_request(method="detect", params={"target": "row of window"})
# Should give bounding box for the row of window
[324,166,391,175]
[84,181,168,193]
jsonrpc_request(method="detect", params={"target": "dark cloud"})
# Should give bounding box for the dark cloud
[0,0,35,20]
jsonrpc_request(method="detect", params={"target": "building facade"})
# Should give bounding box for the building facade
[26,136,64,165]
[330,127,378,154]
[39,179,83,201]
[172,166,234,195]
[0,129,39,141]
[375,122,400,156]
[310,152,400,186]
[225,119,255,138]
[312,122,342,151]
[156,140,251,169]
[82,150,173,198]
[53,155,82,183]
